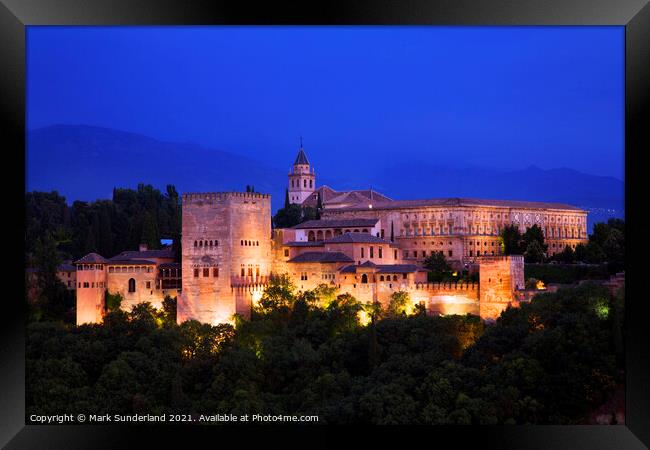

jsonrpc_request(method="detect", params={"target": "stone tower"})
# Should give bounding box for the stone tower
[178,192,272,325]
[74,253,108,325]
[478,255,525,322]
[288,139,315,205]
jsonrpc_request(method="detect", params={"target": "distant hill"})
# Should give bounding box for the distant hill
[27,124,623,230]
[27,124,289,210]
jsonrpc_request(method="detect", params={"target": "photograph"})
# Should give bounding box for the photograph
[22,25,630,429]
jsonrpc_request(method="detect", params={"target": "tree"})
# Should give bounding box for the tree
[500,225,523,255]
[161,295,177,325]
[387,291,411,317]
[524,240,545,263]
[105,291,123,312]
[423,251,452,281]
[585,241,606,264]
[284,188,290,209]
[574,243,587,262]
[522,224,548,255]
[272,204,302,229]
[556,245,575,263]
[603,228,624,262]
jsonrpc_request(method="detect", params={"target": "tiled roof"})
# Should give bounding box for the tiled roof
[284,241,325,247]
[291,218,378,229]
[74,253,109,264]
[338,263,422,274]
[158,262,181,269]
[288,252,354,263]
[58,263,77,271]
[109,248,174,261]
[329,197,584,212]
[338,264,358,273]
[376,264,422,274]
[294,148,310,165]
[107,259,156,266]
[300,186,391,208]
[325,232,393,244]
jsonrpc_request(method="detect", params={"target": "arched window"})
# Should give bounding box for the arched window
[308,231,315,242]
[316,230,324,241]
[199,241,203,247]
[393,275,398,281]
[380,275,384,281]
[194,241,198,247]
[304,179,307,187]
[361,274,368,284]
[309,180,313,188]
[209,240,213,246]
[215,240,218,246]
[128,278,136,293]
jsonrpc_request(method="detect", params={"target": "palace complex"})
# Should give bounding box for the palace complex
[74,144,588,326]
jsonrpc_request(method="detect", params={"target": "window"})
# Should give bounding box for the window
[213,267,219,278]
[361,274,368,283]
[241,267,245,276]
[469,250,473,256]
[370,247,374,258]
[109,267,114,273]
[199,240,203,247]
[203,268,209,277]
[422,251,426,258]
[209,240,213,246]
[194,268,199,277]
[146,281,151,289]
[194,241,198,247]
[403,273,407,279]
[304,179,307,187]
[83,282,89,288]
[361,248,365,258]
[301,272,308,281]
[128,278,136,293]
[91,282,94,288]
[378,247,383,258]
[394,250,397,259]
[284,249,289,257]
[393,275,398,281]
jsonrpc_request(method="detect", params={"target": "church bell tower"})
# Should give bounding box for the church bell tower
[288,138,315,205]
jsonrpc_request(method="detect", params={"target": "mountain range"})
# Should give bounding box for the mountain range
[27,124,624,231]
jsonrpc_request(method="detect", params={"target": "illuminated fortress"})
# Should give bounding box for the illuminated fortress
[75,144,588,325]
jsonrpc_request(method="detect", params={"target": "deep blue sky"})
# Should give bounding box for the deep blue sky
[27,26,624,180]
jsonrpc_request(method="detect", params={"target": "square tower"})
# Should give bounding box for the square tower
[178,192,272,325]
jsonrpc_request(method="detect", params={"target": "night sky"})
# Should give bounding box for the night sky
[27,26,624,180]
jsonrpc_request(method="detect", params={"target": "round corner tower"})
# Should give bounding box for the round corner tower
[288,140,315,205]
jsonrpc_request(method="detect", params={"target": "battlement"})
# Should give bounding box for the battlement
[414,281,478,291]
[182,192,271,204]
[477,255,524,264]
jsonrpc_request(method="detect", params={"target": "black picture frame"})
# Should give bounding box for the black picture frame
[2,1,648,448]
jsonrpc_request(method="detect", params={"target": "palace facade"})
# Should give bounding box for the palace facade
[74,144,588,326]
